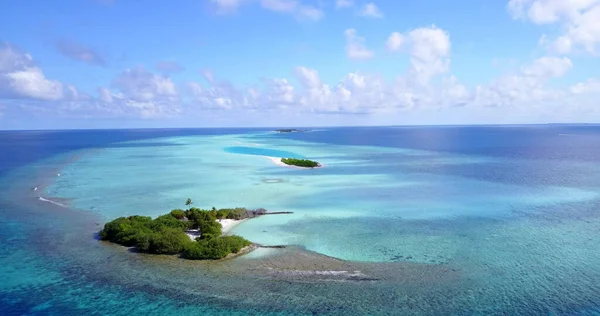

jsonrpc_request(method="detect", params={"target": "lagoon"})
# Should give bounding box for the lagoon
[3,126,600,314]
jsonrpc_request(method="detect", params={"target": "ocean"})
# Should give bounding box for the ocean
[2,126,600,315]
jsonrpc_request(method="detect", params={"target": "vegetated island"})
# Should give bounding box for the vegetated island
[275,129,310,133]
[99,199,289,260]
[281,158,321,168]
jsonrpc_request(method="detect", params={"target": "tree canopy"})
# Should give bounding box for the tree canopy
[99,201,252,260]
[281,158,320,168]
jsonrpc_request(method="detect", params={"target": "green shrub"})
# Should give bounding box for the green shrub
[170,209,186,219]
[151,214,189,230]
[181,235,251,260]
[99,205,253,260]
[144,229,190,255]
[281,158,320,168]
[99,216,153,246]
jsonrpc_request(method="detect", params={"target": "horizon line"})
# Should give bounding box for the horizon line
[1,122,600,132]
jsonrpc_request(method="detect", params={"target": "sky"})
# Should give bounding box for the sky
[1,0,600,129]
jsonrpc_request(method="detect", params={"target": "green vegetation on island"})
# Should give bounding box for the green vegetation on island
[275,129,310,133]
[99,200,257,260]
[281,158,321,168]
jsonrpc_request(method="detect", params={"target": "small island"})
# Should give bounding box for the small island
[99,199,268,260]
[275,129,310,133]
[281,158,321,168]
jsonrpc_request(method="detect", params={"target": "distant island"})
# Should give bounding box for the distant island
[99,199,278,260]
[275,129,310,133]
[281,158,321,168]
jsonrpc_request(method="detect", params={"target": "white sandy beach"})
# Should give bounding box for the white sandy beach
[186,219,244,241]
[218,218,244,234]
[264,156,288,167]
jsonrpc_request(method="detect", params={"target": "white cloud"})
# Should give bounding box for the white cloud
[344,28,375,60]
[388,26,451,84]
[112,67,177,102]
[186,73,258,110]
[5,68,64,101]
[180,51,589,117]
[472,56,572,108]
[358,2,383,18]
[571,78,600,93]
[98,87,114,103]
[521,56,572,77]
[188,83,233,110]
[0,44,34,72]
[264,78,296,106]
[74,67,184,119]
[507,0,600,54]
[336,0,354,9]
[4,19,600,124]
[386,32,405,52]
[0,43,67,101]
[91,87,180,119]
[295,66,322,89]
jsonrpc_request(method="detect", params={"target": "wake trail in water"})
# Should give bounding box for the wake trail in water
[38,196,67,207]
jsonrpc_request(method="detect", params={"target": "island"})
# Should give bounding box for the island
[99,199,272,260]
[274,129,310,133]
[281,158,321,168]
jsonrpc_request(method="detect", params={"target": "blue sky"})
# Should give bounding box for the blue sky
[1,0,600,129]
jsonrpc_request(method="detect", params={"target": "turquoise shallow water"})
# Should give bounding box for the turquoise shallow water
[224,145,305,158]
[44,132,600,264]
[3,126,600,314]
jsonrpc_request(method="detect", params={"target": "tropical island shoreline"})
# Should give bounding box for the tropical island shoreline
[263,156,323,168]
[99,200,291,260]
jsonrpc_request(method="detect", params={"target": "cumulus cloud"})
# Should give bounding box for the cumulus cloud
[521,56,572,77]
[471,56,573,108]
[571,78,600,94]
[408,26,452,84]
[4,68,65,101]
[54,40,105,66]
[92,67,181,119]
[96,88,113,103]
[0,43,180,120]
[0,43,67,101]
[344,28,375,60]
[176,49,596,119]
[112,67,177,102]
[4,18,600,124]
[507,0,600,54]
[387,26,451,85]
[386,32,405,52]
[358,2,383,18]
[187,78,255,110]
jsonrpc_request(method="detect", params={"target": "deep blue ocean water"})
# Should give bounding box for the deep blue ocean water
[2,125,600,315]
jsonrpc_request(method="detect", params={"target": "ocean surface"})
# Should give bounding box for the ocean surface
[2,126,600,315]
